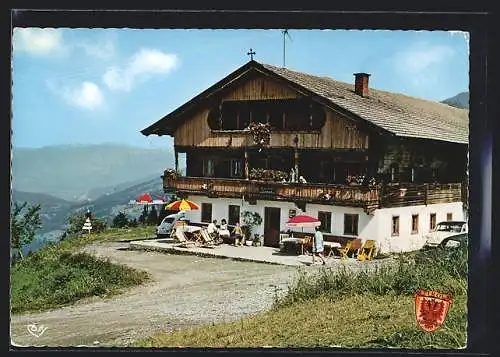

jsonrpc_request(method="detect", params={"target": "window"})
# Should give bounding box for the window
[411,214,419,234]
[390,165,399,182]
[230,159,243,178]
[268,107,283,130]
[430,213,437,231]
[228,205,240,225]
[214,99,326,132]
[392,216,400,236]
[203,159,215,177]
[222,105,239,130]
[318,211,332,233]
[201,203,212,223]
[446,213,453,221]
[344,214,359,235]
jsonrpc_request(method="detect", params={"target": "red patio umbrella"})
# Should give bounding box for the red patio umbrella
[286,215,321,228]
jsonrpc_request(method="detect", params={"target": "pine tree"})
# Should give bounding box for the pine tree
[147,205,158,226]
[112,212,129,228]
[10,202,42,263]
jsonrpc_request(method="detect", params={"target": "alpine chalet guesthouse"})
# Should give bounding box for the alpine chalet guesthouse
[141,60,468,253]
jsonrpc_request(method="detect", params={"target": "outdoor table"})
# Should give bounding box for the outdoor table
[281,237,308,255]
[324,241,342,257]
[323,242,341,249]
[279,233,290,242]
[182,225,202,233]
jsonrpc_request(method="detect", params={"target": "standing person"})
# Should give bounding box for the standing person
[232,222,244,246]
[312,226,327,265]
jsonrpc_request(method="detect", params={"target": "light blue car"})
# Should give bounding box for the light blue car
[156,212,185,238]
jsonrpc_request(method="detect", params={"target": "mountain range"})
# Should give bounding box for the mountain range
[441,91,469,109]
[12,143,173,202]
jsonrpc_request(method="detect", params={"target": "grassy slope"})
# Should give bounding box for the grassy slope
[135,247,468,349]
[136,294,466,349]
[10,227,155,314]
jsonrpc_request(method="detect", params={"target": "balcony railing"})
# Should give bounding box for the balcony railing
[163,175,462,214]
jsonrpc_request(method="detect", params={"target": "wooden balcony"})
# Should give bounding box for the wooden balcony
[378,183,463,208]
[163,176,462,213]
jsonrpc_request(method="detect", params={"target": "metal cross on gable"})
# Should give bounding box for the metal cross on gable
[247,48,256,60]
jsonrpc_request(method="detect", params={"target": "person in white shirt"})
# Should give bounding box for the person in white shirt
[219,219,231,240]
[207,219,219,238]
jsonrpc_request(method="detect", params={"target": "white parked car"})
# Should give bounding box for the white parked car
[424,221,468,248]
[156,212,185,238]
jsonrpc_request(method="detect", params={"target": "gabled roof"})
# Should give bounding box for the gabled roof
[141,60,469,144]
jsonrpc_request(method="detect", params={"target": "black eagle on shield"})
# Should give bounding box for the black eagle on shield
[415,290,453,332]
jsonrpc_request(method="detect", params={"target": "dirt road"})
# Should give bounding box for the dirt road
[10,242,300,347]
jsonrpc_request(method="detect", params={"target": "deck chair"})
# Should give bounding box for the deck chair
[357,240,376,261]
[338,239,363,259]
[172,228,197,247]
[302,236,313,255]
[198,228,219,248]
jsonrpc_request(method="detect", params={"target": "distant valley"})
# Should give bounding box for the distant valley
[11,144,174,253]
[12,143,173,202]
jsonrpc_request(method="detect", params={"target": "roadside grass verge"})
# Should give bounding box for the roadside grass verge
[134,245,467,348]
[10,226,153,314]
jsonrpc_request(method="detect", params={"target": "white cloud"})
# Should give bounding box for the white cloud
[47,80,104,110]
[103,48,179,91]
[12,28,65,56]
[76,37,116,60]
[65,82,104,110]
[394,42,455,87]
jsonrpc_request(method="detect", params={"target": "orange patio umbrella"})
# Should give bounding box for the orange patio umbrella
[165,199,200,211]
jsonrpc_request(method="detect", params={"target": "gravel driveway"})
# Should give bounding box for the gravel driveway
[10,242,301,347]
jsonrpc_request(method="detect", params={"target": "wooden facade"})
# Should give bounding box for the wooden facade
[173,74,369,150]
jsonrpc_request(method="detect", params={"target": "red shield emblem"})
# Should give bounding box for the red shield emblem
[415,290,453,332]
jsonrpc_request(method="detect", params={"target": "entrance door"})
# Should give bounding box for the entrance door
[264,207,281,247]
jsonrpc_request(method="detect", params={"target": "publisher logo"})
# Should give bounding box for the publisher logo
[26,323,47,338]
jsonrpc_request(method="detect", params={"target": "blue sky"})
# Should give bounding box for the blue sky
[11,29,469,149]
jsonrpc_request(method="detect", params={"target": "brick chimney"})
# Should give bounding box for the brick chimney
[354,73,371,97]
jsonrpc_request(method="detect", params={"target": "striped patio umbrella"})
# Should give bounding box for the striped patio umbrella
[165,199,200,211]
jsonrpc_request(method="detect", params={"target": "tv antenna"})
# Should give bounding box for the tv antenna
[282,29,293,68]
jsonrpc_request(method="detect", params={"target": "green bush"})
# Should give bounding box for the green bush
[65,212,107,236]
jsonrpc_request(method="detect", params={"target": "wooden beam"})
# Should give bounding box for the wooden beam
[294,148,299,178]
[174,150,179,172]
[244,149,249,180]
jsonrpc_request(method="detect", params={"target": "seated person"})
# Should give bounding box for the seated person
[207,219,219,238]
[218,219,231,239]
